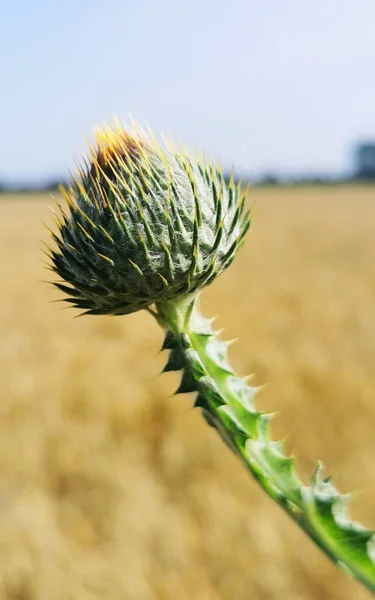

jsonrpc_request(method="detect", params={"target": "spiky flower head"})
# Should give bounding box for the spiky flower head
[48,122,251,315]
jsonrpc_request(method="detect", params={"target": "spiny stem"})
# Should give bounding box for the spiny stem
[155,294,375,594]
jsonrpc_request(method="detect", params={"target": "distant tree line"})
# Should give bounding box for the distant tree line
[253,141,375,187]
[0,178,70,194]
[1,141,375,193]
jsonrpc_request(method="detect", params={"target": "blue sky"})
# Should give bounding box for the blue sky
[2,0,375,181]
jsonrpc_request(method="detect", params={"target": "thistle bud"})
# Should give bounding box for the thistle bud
[49,123,251,315]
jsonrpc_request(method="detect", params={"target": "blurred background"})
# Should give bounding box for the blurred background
[1,1,375,599]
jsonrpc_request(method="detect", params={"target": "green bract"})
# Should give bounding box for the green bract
[49,125,250,315]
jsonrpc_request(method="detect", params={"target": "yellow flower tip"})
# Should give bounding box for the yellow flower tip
[86,122,153,184]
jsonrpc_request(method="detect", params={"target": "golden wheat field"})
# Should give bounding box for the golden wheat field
[0,186,375,600]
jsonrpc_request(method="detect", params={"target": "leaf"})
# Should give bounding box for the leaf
[160,298,375,594]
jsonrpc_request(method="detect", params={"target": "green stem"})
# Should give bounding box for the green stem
[154,294,375,594]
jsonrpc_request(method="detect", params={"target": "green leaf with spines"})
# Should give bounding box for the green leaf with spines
[175,367,198,394]
[156,295,375,594]
[162,346,186,372]
[161,330,179,351]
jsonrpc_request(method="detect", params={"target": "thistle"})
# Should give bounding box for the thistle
[47,122,375,594]
[49,125,249,316]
